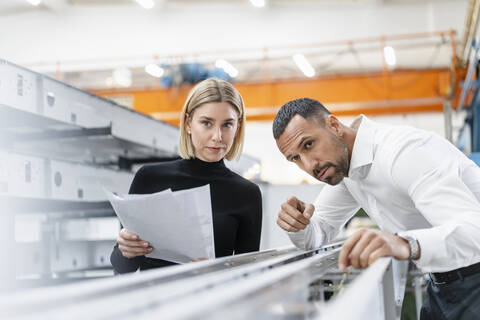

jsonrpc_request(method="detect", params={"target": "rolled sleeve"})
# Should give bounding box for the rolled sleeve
[392,137,480,272]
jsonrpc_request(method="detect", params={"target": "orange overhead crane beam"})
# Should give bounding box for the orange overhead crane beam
[93,68,465,126]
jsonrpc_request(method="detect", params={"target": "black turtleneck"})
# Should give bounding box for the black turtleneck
[110,158,262,273]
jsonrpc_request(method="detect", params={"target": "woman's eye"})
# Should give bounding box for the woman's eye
[202,121,212,127]
[224,123,233,128]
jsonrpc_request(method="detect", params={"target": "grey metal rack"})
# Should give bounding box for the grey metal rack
[0,59,183,287]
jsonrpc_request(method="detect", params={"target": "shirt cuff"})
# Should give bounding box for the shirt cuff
[397,228,447,272]
[287,223,324,250]
[288,229,307,250]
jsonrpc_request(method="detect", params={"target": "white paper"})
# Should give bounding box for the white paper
[105,185,215,264]
[172,185,215,259]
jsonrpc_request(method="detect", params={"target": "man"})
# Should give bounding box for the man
[274,97,480,319]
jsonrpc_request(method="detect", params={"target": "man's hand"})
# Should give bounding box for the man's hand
[338,228,411,271]
[277,196,314,232]
[117,228,153,259]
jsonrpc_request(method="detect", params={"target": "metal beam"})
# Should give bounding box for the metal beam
[94,68,466,125]
[6,126,112,142]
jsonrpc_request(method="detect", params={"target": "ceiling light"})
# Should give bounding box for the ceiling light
[112,67,132,88]
[250,0,266,8]
[26,0,42,6]
[134,0,155,9]
[145,64,164,78]
[215,59,239,78]
[105,77,114,87]
[383,46,396,66]
[292,54,315,78]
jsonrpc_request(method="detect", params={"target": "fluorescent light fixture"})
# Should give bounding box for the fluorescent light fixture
[293,53,315,78]
[105,77,114,87]
[26,0,42,6]
[145,64,164,78]
[383,46,396,66]
[250,0,266,8]
[243,164,261,180]
[112,67,132,87]
[134,0,155,9]
[215,59,239,78]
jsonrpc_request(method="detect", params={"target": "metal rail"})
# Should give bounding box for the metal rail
[0,241,408,320]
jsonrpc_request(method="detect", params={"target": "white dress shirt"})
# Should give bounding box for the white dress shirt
[288,115,480,272]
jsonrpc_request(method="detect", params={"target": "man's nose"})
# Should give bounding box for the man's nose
[303,157,317,175]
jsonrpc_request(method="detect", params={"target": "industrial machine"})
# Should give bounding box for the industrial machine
[457,36,480,162]
[0,59,259,290]
[0,242,408,320]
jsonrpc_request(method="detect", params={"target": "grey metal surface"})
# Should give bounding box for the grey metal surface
[0,151,133,200]
[0,241,408,320]
[0,59,180,163]
[318,258,408,320]
[0,58,180,286]
[0,243,342,319]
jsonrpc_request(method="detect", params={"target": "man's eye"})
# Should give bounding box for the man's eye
[305,141,313,149]
[292,155,299,162]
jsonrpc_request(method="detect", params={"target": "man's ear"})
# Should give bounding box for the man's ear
[326,115,343,137]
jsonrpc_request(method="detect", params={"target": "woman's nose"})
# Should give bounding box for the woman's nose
[212,127,222,141]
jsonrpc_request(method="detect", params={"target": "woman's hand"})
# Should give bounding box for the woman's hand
[117,228,153,259]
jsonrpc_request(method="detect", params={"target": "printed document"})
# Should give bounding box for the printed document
[105,185,215,263]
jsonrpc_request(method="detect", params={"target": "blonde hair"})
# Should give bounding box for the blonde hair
[179,78,246,161]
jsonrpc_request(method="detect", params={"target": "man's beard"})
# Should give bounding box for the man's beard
[314,135,349,185]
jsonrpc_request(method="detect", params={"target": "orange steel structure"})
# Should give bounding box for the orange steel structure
[92,30,465,126]
[94,68,465,126]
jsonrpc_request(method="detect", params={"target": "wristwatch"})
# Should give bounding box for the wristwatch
[398,234,419,260]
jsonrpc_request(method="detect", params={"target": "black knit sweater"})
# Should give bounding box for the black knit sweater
[110,158,262,273]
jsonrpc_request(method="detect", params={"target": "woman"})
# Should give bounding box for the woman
[110,78,262,273]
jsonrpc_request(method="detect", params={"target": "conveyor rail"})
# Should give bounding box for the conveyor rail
[0,242,343,319]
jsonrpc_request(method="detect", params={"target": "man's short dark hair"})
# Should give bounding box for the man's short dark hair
[272,98,331,139]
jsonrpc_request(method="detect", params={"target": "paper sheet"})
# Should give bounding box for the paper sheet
[105,185,215,263]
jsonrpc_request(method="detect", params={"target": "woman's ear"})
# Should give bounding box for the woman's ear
[236,118,241,135]
[185,113,191,134]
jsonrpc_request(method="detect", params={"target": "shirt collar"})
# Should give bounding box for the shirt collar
[348,115,375,180]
